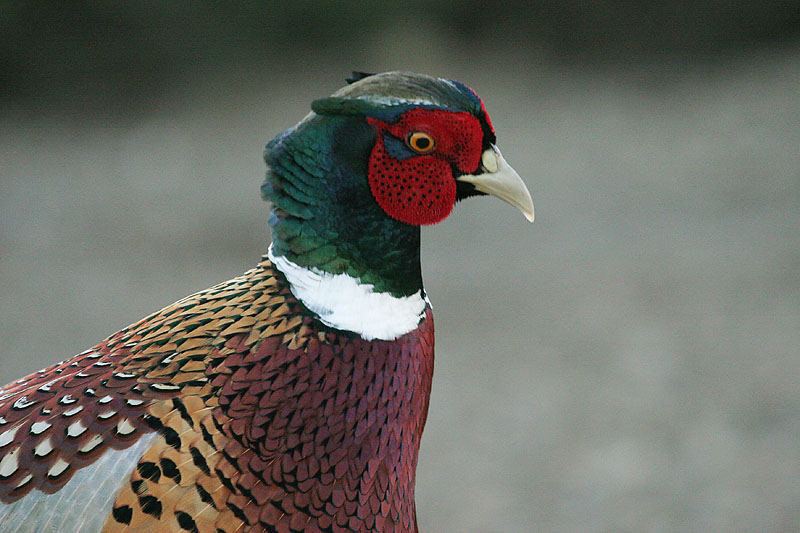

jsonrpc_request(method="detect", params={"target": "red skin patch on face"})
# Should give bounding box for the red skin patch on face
[479,98,495,135]
[366,109,484,226]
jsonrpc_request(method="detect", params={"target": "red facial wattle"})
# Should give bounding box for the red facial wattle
[479,98,496,136]
[366,109,485,226]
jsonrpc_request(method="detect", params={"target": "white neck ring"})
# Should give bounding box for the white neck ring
[268,244,429,341]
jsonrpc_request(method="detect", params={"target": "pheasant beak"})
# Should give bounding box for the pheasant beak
[457,145,535,222]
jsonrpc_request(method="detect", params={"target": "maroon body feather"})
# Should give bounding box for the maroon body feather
[0,258,434,532]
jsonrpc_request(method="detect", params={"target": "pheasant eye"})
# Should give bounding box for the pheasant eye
[406,132,435,154]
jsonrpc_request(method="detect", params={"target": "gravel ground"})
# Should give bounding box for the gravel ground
[1,43,798,532]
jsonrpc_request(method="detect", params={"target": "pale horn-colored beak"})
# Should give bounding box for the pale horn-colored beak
[456,144,534,222]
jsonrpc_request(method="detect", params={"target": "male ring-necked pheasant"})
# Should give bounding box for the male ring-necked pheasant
[0,72,533,532]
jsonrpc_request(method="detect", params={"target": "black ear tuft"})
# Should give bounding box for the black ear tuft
[346,71,375,84]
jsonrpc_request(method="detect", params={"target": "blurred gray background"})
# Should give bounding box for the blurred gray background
[1,2,799,531]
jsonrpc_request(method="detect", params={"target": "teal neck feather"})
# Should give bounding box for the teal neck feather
[262,112,423,298]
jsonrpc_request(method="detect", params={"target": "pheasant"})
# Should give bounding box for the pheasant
[0,72,533,532]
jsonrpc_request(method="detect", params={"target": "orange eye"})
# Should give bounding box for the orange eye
[406,132,435,154]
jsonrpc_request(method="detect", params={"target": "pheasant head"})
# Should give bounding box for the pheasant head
[263,71,533,303]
